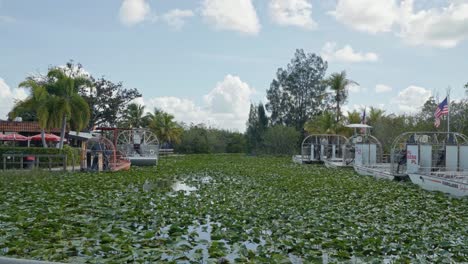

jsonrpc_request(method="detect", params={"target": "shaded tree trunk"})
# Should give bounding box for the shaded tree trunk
[41,129,48,148]
[58,114,67,149]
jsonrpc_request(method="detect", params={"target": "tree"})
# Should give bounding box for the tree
[263,125,300,155]
[121,103,147,128]
[346,111,361,124]
[9,79,56,148]
[80,77,141,128]
[367,107,386,126]
[246,103,269,154]
[43,68,92,149]
[266,49,328,131]
[323,71,357,124]
[147,109,183,146]
[304,111,336,134]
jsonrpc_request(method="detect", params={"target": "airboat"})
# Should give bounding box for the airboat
[86,136,131,171]
[403,132,468,197]
[116,128,160,166]
[293,134,349,165]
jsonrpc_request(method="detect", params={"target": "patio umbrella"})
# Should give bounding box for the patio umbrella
[29,133,65,142]
[2,133,29,141]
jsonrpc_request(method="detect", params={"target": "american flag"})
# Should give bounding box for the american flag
[434,97,449,128]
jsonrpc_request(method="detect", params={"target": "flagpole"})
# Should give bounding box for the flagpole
[447,87,450,133]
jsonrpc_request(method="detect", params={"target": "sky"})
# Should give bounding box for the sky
[0,0,467,131]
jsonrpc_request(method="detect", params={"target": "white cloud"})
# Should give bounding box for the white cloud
[119,0,150,26]
[162,9,194,30]
[399,0,468,48]
[348,84,366,93]
[393,85,432,113]
[330,0,468,48]
[139,75,255,131]
[321,42,378,63]
[269,0,317,29]
[375,84,393,93]
[201,0,261,35]
[330,0,398,34]
[0,78,28,120]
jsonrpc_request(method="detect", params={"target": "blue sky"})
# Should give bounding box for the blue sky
[0,0,467,131]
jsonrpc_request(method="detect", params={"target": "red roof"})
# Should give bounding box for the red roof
[0,121,62,133]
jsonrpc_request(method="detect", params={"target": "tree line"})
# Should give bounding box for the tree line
[245,49,468,155]
[7,55,468,154]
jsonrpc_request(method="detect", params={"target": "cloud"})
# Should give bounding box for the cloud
[393,85,432,113]
[119,0,150,26]
[330,0,468,48]
[375,84,393,93]
[347,84,366,93]
[329,0,398,34]
[0,78,28,120]
[162,9,194,30]
[269,0,317,29]
[201,0,261,35]
[139,75,255,131]
[399,0,468,48]
[321,42,378,63]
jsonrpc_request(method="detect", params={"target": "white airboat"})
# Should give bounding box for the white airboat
[403,132,468,197]
[116,128,160,166]
[293,134,349,166]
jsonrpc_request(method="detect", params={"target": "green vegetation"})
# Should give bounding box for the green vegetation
[1,155,466,263]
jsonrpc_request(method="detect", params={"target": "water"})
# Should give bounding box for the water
[172,181,197,194]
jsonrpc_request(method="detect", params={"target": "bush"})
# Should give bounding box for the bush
[0,146,80,166]
[263,125,300,155]
[174,125,247,154]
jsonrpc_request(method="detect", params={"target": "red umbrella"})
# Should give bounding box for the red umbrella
[2,133,29,141]
[29,133,65,142]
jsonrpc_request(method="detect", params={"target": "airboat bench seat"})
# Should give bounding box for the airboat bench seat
[159,148,174,155]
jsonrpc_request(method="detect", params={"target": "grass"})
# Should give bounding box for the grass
[0,154,467,263]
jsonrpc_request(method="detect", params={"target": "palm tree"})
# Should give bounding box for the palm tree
[368,107,386,126]
[147,109,183,145]
[346,110,361,124]
[9,79,61,148]
[45,68,92,149]
[324,71,358,124]
[304,111,336,134]
[121,103,147,128]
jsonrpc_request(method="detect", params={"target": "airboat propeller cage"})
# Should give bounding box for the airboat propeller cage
[348,134,383,166]
[301,134,348,162]
[391,132,468,174]
[117,128,160,166]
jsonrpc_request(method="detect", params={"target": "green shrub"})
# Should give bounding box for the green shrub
[0,146,80,167]
[263,125,300,155]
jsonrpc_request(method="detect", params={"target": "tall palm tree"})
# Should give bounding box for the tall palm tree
[324,71,358,125]
[121,103,147,128]
[147,109,183,145]
[9,79,61,148]
[45,68,92,149]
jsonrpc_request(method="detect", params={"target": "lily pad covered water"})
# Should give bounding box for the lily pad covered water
[0,155,467,263]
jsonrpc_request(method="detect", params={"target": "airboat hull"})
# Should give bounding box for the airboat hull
[128,156,158,166]
[323,159,352,169]
[354,165,395,181]
[408,173,468,197]
[353,164,408,181]
[111,160,131,171]
[292,155,322,164]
